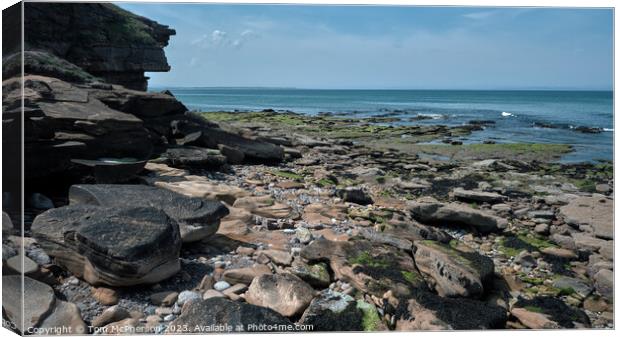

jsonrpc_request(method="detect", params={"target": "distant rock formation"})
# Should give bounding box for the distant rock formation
[23,2,175,91]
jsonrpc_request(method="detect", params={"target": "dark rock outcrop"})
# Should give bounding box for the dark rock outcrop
[31,205,182,286]
[69,184,229,243]
[3,75,154,183]
[167,297,294,333]
[24,2,175,90]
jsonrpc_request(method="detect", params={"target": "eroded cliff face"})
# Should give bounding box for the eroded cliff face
[2,2,283,192]
[23,2,175,90]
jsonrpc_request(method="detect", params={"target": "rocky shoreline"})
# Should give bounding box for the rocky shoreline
[2,2,614,334]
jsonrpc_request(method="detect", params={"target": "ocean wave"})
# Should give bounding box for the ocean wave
[501,111,514,117]
[603,128,614,132]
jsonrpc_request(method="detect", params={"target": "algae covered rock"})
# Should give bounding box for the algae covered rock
[413,240,495,298]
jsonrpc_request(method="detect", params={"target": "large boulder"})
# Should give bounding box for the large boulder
[245,273,316,317]
[559,196,613,240]
[68,184,229,242]
[408,200,507,233]
[413,240,494,298]
[167,297,294,333]
[31,205,181,286]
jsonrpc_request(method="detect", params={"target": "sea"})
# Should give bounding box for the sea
[153,88,613,163]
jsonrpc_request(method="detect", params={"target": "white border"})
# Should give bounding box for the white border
[0,1,617,337]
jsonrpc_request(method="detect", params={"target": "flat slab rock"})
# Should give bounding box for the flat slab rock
[408,200,507,233]
[413,240,494,298]
[32,205,181,286]
[167,297,293,333]
[301,237,427,298]
[69,184,229,242]
[559,196,613,240]
[452,187,505,204]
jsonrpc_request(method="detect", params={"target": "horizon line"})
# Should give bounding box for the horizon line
[148,85,613,91]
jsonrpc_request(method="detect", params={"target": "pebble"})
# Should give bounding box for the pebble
[176,290,201,306]
[213,280,231,291]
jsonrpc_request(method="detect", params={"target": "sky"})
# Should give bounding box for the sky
[117,3,613,90]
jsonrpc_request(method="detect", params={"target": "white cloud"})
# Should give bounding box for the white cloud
[463,11,496,20]
[191,29,259,50]
[211,30,228,45]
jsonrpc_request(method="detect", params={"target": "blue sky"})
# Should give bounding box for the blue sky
[118,3,613,89]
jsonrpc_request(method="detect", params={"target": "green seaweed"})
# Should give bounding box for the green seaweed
[349,251,390,269]
[356,300,383,331]
[271,170,304,180]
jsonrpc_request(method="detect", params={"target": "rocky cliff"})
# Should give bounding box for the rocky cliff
[23,3,175,91]
[2,2,284,193]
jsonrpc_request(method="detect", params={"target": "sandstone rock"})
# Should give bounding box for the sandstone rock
[222,265,272,285]
[413,240,494,298]
[152,178,250,205]
[540,247,577,259]
[452,188,504,204]
[301,237,426,298]
[37,300,87,335]
[92,287,119,305]
[69,184,229,243]
[511,308,559,329]
[245,273,315,317]
[2,275,56,333]
[408,200,507,233]
[32,205,181,286]
[233,195,294,219]
[167,297,293,333]
[560,196,613,239]
[92,306,130,327]
[150,291,178,306]
[101,318,140,334]
[302,203,348,226]
[260,249,293,266]
[203,289,226,300]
